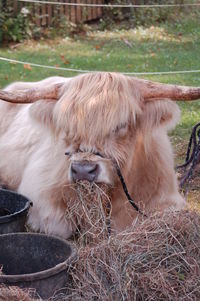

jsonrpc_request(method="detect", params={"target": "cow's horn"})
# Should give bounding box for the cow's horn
[130,77,200,101]
[0,83,63,104]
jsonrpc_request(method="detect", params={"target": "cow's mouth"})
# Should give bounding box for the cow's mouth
[65,151,144,216]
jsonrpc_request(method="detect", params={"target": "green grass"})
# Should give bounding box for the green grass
[0,14,200,147]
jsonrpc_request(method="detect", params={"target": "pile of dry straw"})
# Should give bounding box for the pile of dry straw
[0,285,39,301]
[1,182,200,300]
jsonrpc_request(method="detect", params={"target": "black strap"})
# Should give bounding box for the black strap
[176,122,200,188]
[114,163,146,216]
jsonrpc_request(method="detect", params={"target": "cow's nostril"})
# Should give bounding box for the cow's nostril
[88,165,98,174]
[71,162,99,182]
[71,166,77,174]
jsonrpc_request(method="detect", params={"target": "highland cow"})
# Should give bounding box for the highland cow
[0,72,199,238]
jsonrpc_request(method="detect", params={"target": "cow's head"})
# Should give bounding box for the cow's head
[1,72,200,188]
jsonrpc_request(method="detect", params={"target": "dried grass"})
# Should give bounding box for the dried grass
[0,265,3,275]
[1,183,200,301]
[54,210,200,301]
[64,181,112,245]
[0,285,40,301]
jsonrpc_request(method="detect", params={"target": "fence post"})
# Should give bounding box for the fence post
[76,0,82,23]
[47,3,52,26]
[70,0,76,23]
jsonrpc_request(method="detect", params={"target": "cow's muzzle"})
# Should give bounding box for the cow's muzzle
[71,161,99,182]
[66,151,145,216]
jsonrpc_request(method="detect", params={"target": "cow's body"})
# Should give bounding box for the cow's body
[0,73,186,238]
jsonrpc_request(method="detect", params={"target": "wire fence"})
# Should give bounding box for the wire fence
[18,0,200,8]
[1,56,200,76]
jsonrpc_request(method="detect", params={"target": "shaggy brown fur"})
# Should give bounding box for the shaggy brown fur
[0,72,185,238]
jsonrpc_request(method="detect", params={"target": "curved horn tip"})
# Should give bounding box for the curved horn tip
[129,77,200,101]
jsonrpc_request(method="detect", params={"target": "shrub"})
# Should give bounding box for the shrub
[0,5,33,43]
[102,0,196,29]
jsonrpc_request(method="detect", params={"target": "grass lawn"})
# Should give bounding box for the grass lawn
[0,13,200,207]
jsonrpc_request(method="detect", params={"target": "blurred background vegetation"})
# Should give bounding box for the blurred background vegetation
[0,0,199,43]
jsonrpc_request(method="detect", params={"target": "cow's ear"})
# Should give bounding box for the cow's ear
[29,100,56,130]
[138,99,180,131]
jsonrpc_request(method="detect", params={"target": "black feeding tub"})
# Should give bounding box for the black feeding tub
[0,233,76,299]
[0,189,32,234]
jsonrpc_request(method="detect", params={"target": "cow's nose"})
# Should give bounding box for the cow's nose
[71,162,99,182]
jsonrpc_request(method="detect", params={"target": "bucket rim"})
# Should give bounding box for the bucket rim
[0,189,32,224]
[0,232,77,283]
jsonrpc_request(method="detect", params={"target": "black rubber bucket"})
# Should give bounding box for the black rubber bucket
[0,233,76,299]
[0,189,32,234]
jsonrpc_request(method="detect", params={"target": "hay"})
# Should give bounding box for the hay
[0,265,3,275]
[1,183,200,300]
[64,181,111,245]
[0,285,40,301]
[54,210,200,301]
